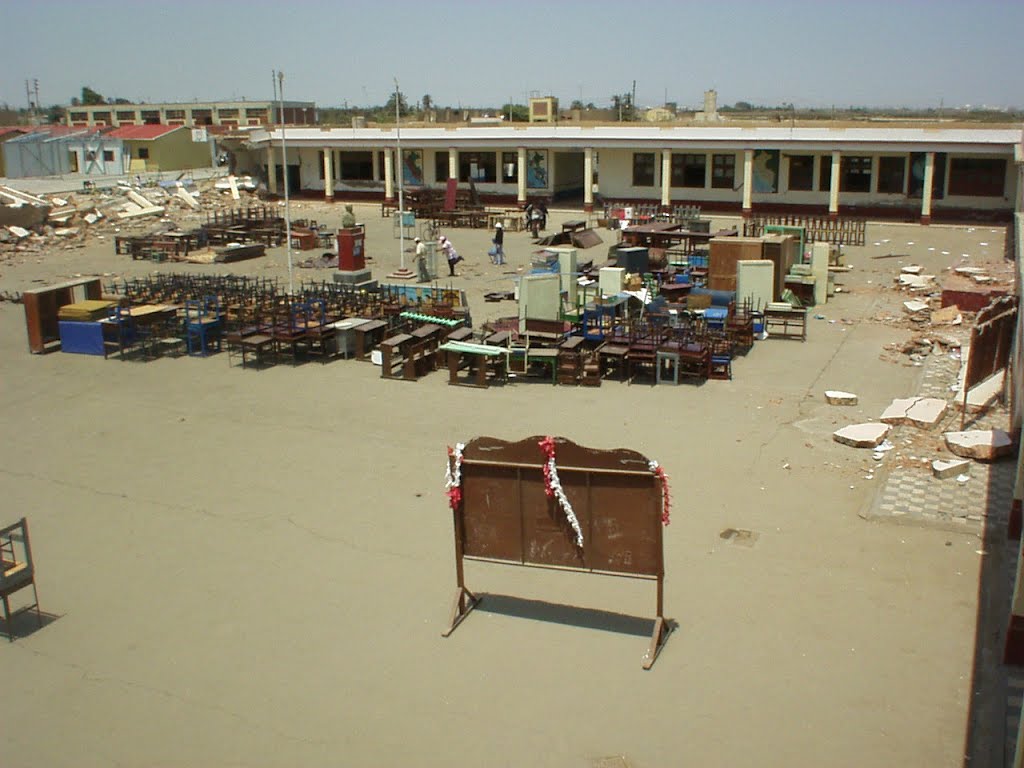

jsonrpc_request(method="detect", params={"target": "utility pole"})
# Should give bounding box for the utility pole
[277,70,293,294]
[631,80,637,121]
[395,77,405,272]
[25,80,33,125]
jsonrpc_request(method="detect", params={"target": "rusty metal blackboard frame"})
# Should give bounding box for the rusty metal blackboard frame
[442,435,670,669]
[962,296,1018,427]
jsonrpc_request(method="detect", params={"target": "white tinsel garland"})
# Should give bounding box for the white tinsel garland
[545,455,584,547]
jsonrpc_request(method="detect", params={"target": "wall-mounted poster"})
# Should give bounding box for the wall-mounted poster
[752,150,779,193]
[527,150,548,189]
[402,150,423,185]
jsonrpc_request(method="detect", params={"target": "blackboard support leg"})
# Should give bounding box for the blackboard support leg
[642,616,668,670]
[441,586,479,637]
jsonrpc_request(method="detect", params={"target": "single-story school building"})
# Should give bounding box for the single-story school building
[244,123,1023,223]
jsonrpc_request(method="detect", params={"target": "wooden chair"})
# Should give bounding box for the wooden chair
[0,518,41,641]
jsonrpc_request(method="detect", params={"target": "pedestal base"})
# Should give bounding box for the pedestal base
[387,267,416,281]
[333,268,373,286]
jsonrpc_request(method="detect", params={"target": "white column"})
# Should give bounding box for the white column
[583,147,594,210]
[661,149,672,207]
[384,149,394,201]
[267,145,277,194]
[372,151,380,181]
[829,150,841,216]
[742,149,753,213]
[448,148,458,181]
[517,147,527,202]
[323,150,333,200]
[921,151,935,223]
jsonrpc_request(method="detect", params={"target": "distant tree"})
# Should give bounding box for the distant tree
[47,104,66,124]
[114,97,132,105]
[570,99,584,110]
[421,94,433,113]
[502,103,528,121]
[611,93,635,121]
[81,86,104,106]
[383,91,408,116]
[732,101,752,111]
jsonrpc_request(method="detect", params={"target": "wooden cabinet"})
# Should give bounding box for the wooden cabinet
[22,277,103,354]
[708,237,764,293]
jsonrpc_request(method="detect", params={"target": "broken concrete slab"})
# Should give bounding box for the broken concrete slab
[933,458,972,479]
[931,305,962,325]
[117,205,165,220]
[825,390,858,406]
[954,369,1005,412]
[228,175,240,201]
[126,190,155,209]
[176,187,200,209]
[833,422,890,448]
[880,397,947,428]
[943,429,1013,460]
[6,225,30,239]
[901,265,923,274]
[903,299,930,314]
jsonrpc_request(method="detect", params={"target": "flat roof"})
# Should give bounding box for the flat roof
[254,124,1023,155]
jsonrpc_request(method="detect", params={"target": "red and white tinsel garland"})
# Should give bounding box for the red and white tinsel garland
[648,459,671,526]
[538,436,584,547]
[444,442,465,510]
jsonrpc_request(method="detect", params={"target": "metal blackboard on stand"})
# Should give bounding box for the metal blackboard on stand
[442,435,671,669]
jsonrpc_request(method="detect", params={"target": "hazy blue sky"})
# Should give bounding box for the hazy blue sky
[5,0,1022,111]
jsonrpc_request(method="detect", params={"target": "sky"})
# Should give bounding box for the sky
[4,0,1023,112]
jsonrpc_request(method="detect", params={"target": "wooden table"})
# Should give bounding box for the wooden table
[441,341,507,388]
[763,306,807,341]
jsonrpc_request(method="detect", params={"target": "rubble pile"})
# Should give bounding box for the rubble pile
[0,175,263,261]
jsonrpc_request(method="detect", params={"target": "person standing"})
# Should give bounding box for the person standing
[492,222,505,265]
[439,235,461,276]
[414,237,431,282]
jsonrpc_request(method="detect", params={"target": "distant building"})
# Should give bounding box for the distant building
[644,107,676,123]
[243,122,1024,223]
[0,127,31,177]
[105,125,214,173]
[529,97,559,123]
[694,90,722,123]
[2,127,125,178]
[65,100,317,129]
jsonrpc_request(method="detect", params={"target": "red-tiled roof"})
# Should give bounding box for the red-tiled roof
[105,124,183,140]
[0,126,30,138]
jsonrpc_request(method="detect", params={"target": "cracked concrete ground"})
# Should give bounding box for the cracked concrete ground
[0,207,1011,767]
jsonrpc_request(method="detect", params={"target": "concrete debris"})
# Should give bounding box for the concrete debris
[879,396,947,428]
[898,273,934,290]
[825,390,858,406]
[954,369,1005,413]
[126,190,156,209]
[943,429,1013,461]
[833,422,890,448]
[900,265,923,274]
[6,225,30,239]
[930,305,962,325]
[176,187,200,209]
[53,227,80,237]
[932,458,971,479]
[903,300,930,314]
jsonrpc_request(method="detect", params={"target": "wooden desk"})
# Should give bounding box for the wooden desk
[441,341,507,388]
[763,306,807,341]
[380,333,414,379]
[353,319,389,360]
[562,219,587,233]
